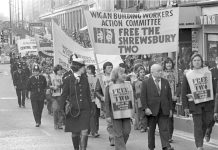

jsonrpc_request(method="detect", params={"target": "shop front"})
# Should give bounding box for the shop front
[197,8,218,68]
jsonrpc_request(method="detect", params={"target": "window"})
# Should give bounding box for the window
[206,34,218,68]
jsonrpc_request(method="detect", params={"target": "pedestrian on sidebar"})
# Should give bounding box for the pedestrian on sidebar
[13,63,27,108]
[26,64,47,127]
[61,55,92,150]
[181,54,216,150]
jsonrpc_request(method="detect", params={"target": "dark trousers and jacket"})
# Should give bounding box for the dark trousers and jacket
[16,89,26,106]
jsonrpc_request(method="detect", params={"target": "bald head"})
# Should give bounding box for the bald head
[150,64,163,79]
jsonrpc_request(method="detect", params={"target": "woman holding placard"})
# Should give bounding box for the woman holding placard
[105,65,133,150]
[181,54,216,150]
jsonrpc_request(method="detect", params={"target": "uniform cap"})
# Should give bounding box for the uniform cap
[70,54,85,66]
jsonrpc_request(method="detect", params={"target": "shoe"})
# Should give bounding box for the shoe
[19,105,21,108]
[109,137,115,146]
[92,133,100,138]
[58,126,63,129]
[163,146,174,150]
[35,123,40,127]
[140,128,146,132]
[22,105,25,108]
[205,136,210,142]
[197,147,204,150]
[169,138,173,143]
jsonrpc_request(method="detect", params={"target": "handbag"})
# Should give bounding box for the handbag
[64,77,80,117]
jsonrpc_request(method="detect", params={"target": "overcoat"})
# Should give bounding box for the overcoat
[13,70,27,90]
[61,74,92,132]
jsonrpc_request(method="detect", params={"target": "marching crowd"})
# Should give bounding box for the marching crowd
[9,52,218,150]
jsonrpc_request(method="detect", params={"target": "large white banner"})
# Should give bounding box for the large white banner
[52,21,123,70]
[17,38,38,53]
[84,8,179,55]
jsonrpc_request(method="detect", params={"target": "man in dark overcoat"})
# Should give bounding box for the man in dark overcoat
[13,63,27,107]
[141,64,174,150]
[26,64,47,127]
[61,56,92,150]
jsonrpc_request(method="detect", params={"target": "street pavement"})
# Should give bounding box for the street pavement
[0,64,217,150]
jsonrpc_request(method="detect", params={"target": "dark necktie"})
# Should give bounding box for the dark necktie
[155,78,161,95]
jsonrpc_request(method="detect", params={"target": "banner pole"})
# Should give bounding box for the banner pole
[83,9,100,74]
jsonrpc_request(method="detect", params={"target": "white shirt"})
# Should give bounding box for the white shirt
[152,76,161,90]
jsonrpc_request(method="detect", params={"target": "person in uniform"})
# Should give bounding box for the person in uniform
[61,56,92,150]
[26,64,47,127]
[22,61,31,100]
[13,63,27,108]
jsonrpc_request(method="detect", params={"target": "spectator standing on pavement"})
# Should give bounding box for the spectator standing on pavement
[141,64,174,150]
[61,56,92,150]
[132,67,148,132]
[26,64,47,127]
[162,57,178,143]
[50,64,64,129]
[95,61,115,146]
[105,66,132,150]
[13,63,27,108]
[181,54,216,150]
[87,65,100,138]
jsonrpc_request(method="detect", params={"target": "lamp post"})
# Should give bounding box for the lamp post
[9,0,13,45]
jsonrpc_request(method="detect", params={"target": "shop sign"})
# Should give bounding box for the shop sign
[192,29,198,51]
[197,15,218,25]
[179,7,201,28]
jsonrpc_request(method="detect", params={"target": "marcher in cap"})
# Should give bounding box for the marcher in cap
[61,56,92,150]
[13,63,27,108]
[27,64,47,127]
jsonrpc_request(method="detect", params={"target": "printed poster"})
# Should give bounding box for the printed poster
[186,67,214,104]
[84,8,179,55]
[109,82,134,119]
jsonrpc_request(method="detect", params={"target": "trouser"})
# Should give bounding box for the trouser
[90,102,100,134]
[147,110,171,149]
[31,100,44,124]
[112,118,131,150]
[205,120,216,138]
[53,96,64,127]
[72,129,89,150]
[25,90,29,99]
[139,108,148,130]
[16,89,26,106]
[169,101,176,139]
[192,109,214,148]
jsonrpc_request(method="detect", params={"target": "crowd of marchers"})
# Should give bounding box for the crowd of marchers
[8,51,218,150]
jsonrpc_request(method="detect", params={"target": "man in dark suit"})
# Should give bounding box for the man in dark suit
[141,64,174,150]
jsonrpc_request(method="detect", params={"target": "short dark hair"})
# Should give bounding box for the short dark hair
[163,57,175,70]
[103,62,113,71]
[53,64,63,74]
[190,53,203,69]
